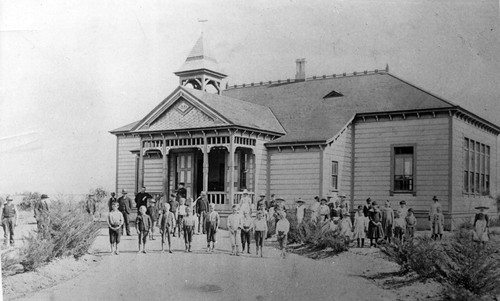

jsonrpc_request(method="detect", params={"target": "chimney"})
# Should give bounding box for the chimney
[295,58,306,81]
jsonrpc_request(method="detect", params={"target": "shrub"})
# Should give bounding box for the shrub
[295,218,348,254]
[285,209,301,244]
[19,191,41,211]
[2,199,101,274]
[440,230,500,298]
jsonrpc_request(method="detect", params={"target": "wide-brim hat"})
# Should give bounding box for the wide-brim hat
[338,193,346,198]
[40,194,49,199]
[122,189,128,194]
[242,189,249,194]
[320,198,327,203]
[432,196,438,201]
[259,192,266,197]
[200,191,207,196]
[475,206,489,210]
[6,196,13,201]
[399,200,406,205]
[296,198,305,203]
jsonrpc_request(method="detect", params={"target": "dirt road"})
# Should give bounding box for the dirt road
[13,226,402,301]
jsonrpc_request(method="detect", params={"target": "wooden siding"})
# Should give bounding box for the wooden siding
[116,136,140,195]
[352,116,451,214]
[143,158,163,193]
[254,139,268,196]
[322,125,352,200]
[269,148,320,204]
[451,116,498,221]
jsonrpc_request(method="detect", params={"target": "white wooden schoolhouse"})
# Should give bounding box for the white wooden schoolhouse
[111,35,499,229]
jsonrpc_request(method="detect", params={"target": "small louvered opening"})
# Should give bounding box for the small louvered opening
[323,90,344,99]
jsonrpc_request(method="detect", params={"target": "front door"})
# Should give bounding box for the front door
[177,152,194,199]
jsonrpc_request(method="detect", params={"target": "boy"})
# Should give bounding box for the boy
[2,196,18,247]
[107,201,124,255]
[393,210,406,243]
[176,198,186,238]
[276,212,290,259]
[405,208,417,239]
[253,210,268,257]
[206,203,219,252]
[135,205,152,253]
[146,197,159,240]
[241,210,253,254]
[159,203,175,253]
[183,209,196,252]
[227,204,242,256]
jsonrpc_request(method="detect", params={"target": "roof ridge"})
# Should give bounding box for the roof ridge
[225,68,388,90]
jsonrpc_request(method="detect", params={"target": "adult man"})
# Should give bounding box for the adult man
[135,186,151,210]
[227,205,242,256]
[363,198,372,217]
[118,189,133,236]
[33,194,50,236]
[256,193,266,212]
[239,189,252,216]
[195,191,209,234]
[2,196,18,247]
[108,192,117,211]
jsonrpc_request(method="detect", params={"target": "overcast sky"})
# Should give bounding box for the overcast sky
[1,0,499,195]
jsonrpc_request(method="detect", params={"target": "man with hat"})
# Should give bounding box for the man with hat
[296,198,306,224]
[135,186,152,210]
[239,189,252,216]
[256,192,266,212]
[195,191,209,234]
[176,183,187,200]
[108,192,117,211]
[34,194,50,237]
[2,196,18,247]
[118,189,133,236]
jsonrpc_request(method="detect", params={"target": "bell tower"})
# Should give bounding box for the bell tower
[174,35,227,95]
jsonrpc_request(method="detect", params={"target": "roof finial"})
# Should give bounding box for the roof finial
[198,19,208,35]
[385,63,389,72]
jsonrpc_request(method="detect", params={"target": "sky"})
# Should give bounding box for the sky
[1,0,500,195]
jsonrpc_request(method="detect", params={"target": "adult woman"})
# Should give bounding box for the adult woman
[473,206,489,244]
[368,201,384,247]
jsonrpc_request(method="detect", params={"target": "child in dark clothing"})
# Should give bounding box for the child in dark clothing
[146,197,159,240]
[136,205,152,254]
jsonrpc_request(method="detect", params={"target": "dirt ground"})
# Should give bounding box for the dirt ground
[3,218,445,301]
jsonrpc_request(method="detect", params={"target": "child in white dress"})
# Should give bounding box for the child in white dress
[353,205,367,248]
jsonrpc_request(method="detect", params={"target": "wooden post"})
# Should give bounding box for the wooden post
[203,137,209,193]
[162,140,168,198]
[229,133,235,206]
[138,137,144,192]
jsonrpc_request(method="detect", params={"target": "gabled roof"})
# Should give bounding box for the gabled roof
[110,120,140,134]
[223,72,456,144]
[112,86,285,135]
[175,35,226,77]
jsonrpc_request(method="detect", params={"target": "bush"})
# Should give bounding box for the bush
[440,230,500,299]
[285,209,301,244]
[2,199,101,274]
[295,218,348,254]
[19,191,41,211]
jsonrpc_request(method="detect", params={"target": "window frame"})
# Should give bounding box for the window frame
[463,137,491,196]
[390,144,417,196]
[331,160,339,191]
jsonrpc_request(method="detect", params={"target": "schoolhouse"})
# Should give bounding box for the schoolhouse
[111,35,499,229]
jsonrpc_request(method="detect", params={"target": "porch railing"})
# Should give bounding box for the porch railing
[233,192,255,208]
[207,191,226,205]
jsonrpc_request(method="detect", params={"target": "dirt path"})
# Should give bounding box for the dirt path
[13,227,403,301]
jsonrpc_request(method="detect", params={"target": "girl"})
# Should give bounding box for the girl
[381,200,394,243]
[405,208,417,239]
[473,206,489,245]
[353,205,367,248]
[432,207,444,240]
[339,212,353,247]
[368,201,384,247]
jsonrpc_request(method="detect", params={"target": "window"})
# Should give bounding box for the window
[331,161,338,190]
[323,90,344,99]
[393,146,414,192]
[463,138,490,195]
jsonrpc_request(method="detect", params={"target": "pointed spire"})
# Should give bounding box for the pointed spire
[175,34,225,77]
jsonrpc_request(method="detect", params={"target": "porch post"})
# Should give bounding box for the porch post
[202,137,209,193]
[138,137,144,191]
[229,132,235,206]
[162,141,168,198]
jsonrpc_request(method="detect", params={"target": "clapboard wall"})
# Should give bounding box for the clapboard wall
[352,114,450,216]
[254,138,268,196]
[116,135,140,195]
[143,157,163,194]
[268,147,321,204]
[451,115,498,224]
[322,124,352,200]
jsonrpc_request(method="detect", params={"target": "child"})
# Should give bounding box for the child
[107,201,124,255]
[339,212,353,247]
[135,205,152,254]
[227,205,242,255]
[182,209,196,252]
[241,210,253,254]
[159,203,175,253]
[146,197,159,240]
[473,206,489,245]
[253,211,268,257]
[176,198,186,238]
[296,199,306,224]
[318,199,330,222]
[353,205,367,248]
[368,201,384,247]
[206,203,220,252]
[432,207,444,240]
[275,212,290,259]
[405,208,417,239]
[381,200,394,243]
[393,210,406,243]
[1,196,18,247]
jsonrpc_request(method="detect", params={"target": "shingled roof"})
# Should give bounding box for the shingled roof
[223,72,456,144]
